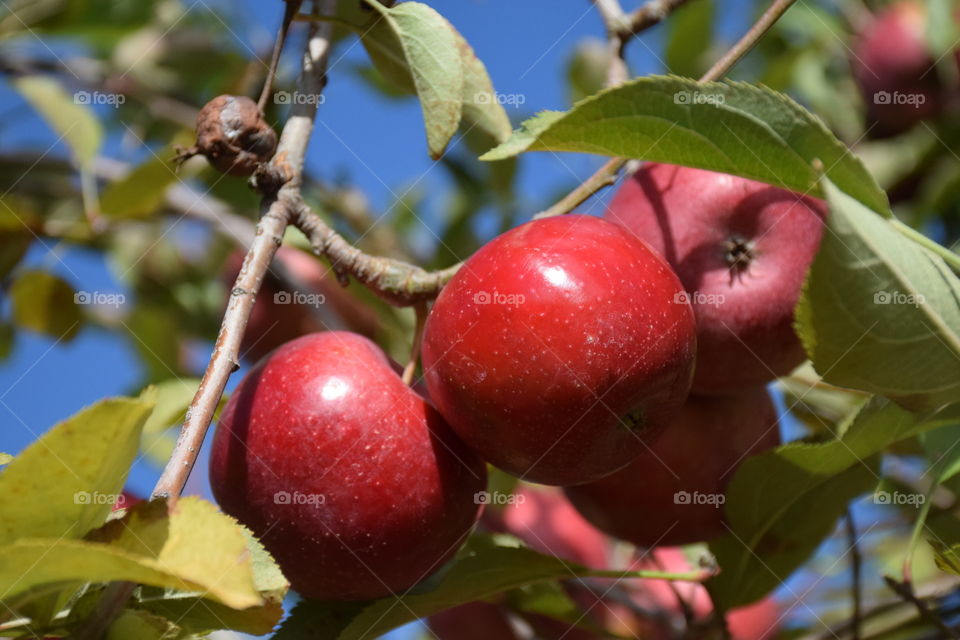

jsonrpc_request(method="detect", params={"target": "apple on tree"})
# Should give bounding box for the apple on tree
[565,387,780,548]
[605,163,826,394]
[422,214,697,486]
[209,331,486,600]
[851,1,952,137]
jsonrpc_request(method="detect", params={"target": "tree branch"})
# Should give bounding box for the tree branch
[883,576,960,639]
[291,200,458,306]
[152,0,338,502]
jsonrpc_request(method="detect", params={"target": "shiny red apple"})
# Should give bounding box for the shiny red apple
[565,387,780,548]
[209,331,486,600]
[422,215,697,485]
[606,163,826,394]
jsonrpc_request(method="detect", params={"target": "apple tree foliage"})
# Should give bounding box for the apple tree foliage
[1,0,959,638]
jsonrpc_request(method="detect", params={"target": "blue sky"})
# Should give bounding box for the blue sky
[0,0,755,493]
[0,0,843,634]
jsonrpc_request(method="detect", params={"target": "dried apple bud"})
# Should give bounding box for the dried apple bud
[179,95,277,177]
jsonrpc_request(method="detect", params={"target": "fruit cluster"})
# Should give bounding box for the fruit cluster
[209,162,824,633]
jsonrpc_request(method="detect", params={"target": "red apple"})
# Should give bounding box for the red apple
[111,491,142,512]
[605,163,826,394]
[564,387,780,548]
[851,1,947,137]
[209,332,486,600]
[422,215,696,485]
[492,486,609,569]
[223,247,379,362]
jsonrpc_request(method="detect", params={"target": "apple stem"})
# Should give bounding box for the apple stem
[402,301,428,386]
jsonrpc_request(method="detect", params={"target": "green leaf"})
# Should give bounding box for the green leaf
[100,153,179,220]
[480,76,889,215]
[140,379,202,434]
[925,0,960,58]
[12,76,102,167]
[106,608,180,640]
[10,270,82,341]
[127,526,287,636]
[134,590,283,636]
[0,497,270,612]
[0,232,31,279]
[0,397,154,545]
[452,28,512,145]
[930,541,960,576]
[665,0,714,78]
[709,462,877,609]
[360,1,463,159]
[920,423,960,484]
[276,534,695,640]
[709,397,960,608]
[795,179,960,411]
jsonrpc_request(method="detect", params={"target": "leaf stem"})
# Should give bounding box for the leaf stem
[891,219,960,273]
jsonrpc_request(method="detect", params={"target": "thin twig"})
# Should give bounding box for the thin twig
[258,0,305,112]
[847,508,862,640]
[152,0,338,503]
[536,0,799,220]
[883,576,960,639]
[291,200,459,305]
[699,0,797,83]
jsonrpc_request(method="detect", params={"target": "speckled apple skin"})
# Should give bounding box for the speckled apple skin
[565,387,780,547]
[606,164,826,394]
[209,331,487,601]
[422,215,696,486]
